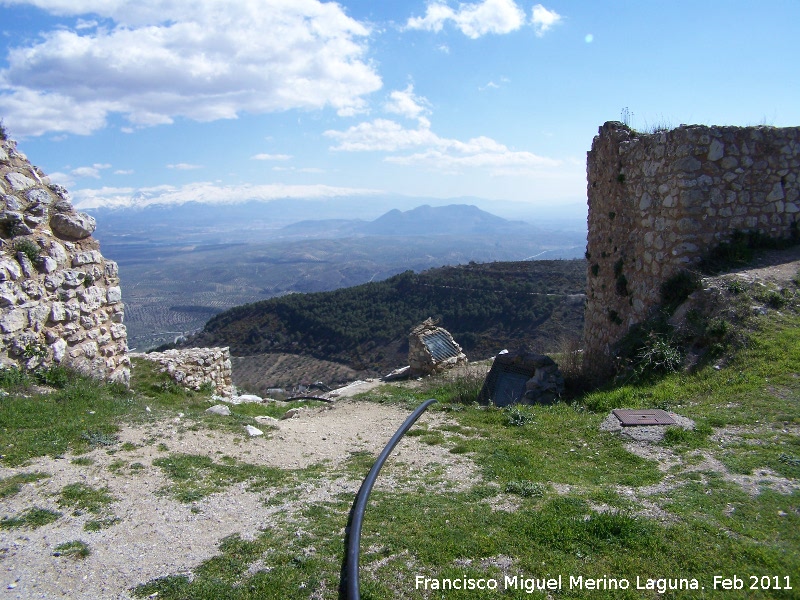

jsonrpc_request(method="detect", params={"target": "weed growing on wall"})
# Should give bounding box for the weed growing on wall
[13,239,41,262]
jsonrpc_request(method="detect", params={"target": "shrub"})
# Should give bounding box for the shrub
[504,405,535,427]
[660,270,701,313]
[35,366,71,388]
[505,480,546,498]
[635,333,683,375]
[556,335,583,381]
[0,365,33,389]
[0,120,6,141]
[705,317,730,338]
[13,239,41,263]
[726,279,745,295]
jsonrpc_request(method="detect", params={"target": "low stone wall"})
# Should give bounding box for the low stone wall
[0,138,129,384]
[132,347,234,396]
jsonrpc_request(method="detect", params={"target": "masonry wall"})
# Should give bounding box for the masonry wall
[131,347,234,396]
[584,121,799,368]
[0,139,129,384]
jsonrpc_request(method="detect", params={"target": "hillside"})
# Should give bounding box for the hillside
[183,259,586,384]
[0,253,797,599]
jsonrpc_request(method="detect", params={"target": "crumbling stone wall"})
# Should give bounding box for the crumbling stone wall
[0,139,129,384]
[585,121,799,368]
[131,347,234,396]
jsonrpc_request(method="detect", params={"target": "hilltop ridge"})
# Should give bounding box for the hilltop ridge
[178,259,586,393]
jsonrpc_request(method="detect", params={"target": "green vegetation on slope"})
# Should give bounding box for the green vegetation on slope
[0,259,796,599]
[186,260,586,372]
[133,310,799,599]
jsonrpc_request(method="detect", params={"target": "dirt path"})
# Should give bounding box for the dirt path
[0,399,475,599]
[720,245,800,284]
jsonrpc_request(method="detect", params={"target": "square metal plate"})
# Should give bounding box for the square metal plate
[612,409,676,427]
[421,330,461,362]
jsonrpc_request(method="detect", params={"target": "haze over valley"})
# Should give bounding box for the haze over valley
[90,200,587,351]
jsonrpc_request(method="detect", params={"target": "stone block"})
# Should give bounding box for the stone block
[50,212,97,239]
[5,172,36,191]
[0,309,27,333]
[72,250,104,266]
[707,138,724,161]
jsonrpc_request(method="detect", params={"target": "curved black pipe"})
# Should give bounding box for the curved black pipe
[284,395,336,403]
[339,398,438,600]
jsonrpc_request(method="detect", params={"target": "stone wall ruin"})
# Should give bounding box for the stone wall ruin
[0,138,129,384]
[584,121,799,369]
[131,347,234,396]
[408,318,467,376]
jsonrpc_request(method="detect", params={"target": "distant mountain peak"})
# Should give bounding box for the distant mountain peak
[364,203,513,236]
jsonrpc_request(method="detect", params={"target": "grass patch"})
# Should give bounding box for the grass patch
[0,369,133,466]
[0,507,61,529]
[504,480,546,498]
[53,540,91,559]
[0,471,49,498]
[84,516,122,532]
[661,423,713,449]
[152,453,292,502]
[0,358,235,466]
[58,482,116,515]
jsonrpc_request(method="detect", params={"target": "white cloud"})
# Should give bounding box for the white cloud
[71,162,111,178]
[531,4,562,37]
[0,0,382,137]
[272,166,325,174]
[167,163,203,170]
[478,77,509,91]
[325,118,440,152]
[114,169,134,175]
[251,153,292,161]
[325,118,560,176]
[386,147,559,174]
[71,181,380,209]
[406,0,525,39]
[46,171,74,187]
[383,85,430,120]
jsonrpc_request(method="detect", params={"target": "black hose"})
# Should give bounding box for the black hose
[339,398,438,600]
[284,395,336,403]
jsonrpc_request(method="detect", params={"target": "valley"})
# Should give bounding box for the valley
[91,203,587,351]
[182,259,587,395]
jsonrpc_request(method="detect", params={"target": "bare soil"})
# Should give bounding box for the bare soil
[0,399,475,599]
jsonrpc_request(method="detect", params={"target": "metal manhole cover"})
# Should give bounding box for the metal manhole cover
[612,409,676,427]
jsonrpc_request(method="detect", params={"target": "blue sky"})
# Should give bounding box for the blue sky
[0,0,798,215]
